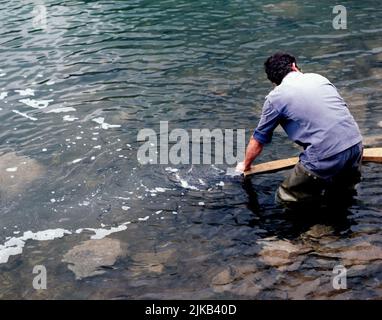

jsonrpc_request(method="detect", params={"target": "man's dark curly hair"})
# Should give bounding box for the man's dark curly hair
[264,52,297,85]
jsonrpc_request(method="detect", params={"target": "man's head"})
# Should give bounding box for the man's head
[264,52,299,86]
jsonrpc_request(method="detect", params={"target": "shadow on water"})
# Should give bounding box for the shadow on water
[241,176,354,240]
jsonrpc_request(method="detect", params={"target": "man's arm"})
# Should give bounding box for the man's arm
[236,136,263,172]
[236,99,281,173]
[243,136,263,171]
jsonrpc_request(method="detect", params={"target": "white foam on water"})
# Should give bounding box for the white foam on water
[198,202,205,206]
[0,92,8,100]
[63,115,79,122]
[93,117,105,124]
[28,229,71,241]
[0,202,180,264]
[5,167,18,172]
[46,107,76,113]
[12,110,38,121]
[121,206,130,211]
[20,98,53,109]
[198,178,206,185]
[84,225,128,240]
[147,187,169,193]
[0,246,23,264]
[225,167,242,177]
[211,164,225,173]
[174,173,199,190]
[46,80,55,85]
[92,117,121,130]
[114,196,130,200]
[75,221,133,240]
[71,158,83,164]
[0,229,71,264]
[15,89,35,96]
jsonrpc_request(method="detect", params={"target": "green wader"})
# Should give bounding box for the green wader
[275,162,361,205]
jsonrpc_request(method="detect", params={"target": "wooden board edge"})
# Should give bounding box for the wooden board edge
[244,147,382,176]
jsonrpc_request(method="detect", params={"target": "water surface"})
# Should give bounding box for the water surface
[0,0,381,299]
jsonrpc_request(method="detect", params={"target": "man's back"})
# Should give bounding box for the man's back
[259,71,362,162]
[241,52,363,204]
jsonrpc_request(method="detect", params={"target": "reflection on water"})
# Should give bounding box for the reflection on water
[0,0,381,299]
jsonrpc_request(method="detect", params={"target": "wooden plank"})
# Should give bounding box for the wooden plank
[363,147,382,163]
[243,157,299,176]
[244,147,382,176]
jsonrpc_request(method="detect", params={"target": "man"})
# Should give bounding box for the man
[237,52,363,204]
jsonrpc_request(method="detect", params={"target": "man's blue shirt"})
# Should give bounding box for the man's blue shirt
[253,71,362,177]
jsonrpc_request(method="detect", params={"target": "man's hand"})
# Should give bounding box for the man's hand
[235,161,246,173]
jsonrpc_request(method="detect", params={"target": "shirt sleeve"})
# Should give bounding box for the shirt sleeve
[253,99,281,144]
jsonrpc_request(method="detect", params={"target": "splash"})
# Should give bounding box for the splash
[174,173,199,190]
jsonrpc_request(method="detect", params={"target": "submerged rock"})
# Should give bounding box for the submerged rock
[262,1,300,18]
[130,249,175,275]
[62,238,124,280]
[0,151,44,199]
[211,264,258,286]
[303,224,335,239]
[316,241,382,264]
[211,264,277,298]
[370,67,382,80]
[257,238,311,267]
[287,278,321,300]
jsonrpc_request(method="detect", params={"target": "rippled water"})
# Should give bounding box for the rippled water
[0,0,381,299]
